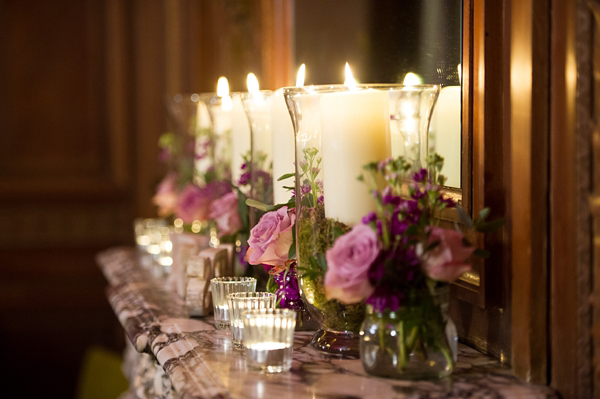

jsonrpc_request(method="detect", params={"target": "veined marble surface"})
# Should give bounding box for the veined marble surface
[98,247,557,399]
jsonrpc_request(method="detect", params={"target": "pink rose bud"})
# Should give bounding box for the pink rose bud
[246,206,295,267]
[208,192,242,237]
[423,227,475,282]
[324,224,379,304]
[152,172,178,217]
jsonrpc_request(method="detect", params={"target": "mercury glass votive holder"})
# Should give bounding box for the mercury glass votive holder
[227,292,277,348]
[210,277,257,329]
[242,309,297,373]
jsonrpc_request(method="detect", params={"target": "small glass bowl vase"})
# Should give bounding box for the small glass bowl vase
[359,288,455,380]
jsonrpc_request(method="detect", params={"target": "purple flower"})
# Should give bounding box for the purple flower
[273,264,302,310]
[238,172,250,186]
[440,195,456,208]
[301,183,311,195]
[413,168,428,183]
[382,186,402,206]
[362,212,377,224]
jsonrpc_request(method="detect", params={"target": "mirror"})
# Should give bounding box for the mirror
[294,0,463,190]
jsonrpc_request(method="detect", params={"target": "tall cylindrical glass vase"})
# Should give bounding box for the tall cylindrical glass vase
[284,84,440,355]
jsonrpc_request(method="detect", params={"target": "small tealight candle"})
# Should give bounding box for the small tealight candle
[210,277,257,330]
[243,309,296,373]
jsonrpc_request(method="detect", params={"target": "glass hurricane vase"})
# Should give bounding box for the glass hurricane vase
[360,288,455,379]
[284,84,440,356]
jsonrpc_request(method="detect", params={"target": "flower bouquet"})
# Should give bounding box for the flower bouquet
[324,154,502,378]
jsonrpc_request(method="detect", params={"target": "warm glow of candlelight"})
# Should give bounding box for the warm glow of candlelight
[217,77,229,97]
[217,77,232,111]
[403,72,422,86]
[247,73,260,94]
[296,64,306,87]
[343,62,357,88]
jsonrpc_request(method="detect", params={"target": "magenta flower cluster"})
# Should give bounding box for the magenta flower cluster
[324,169,475,312]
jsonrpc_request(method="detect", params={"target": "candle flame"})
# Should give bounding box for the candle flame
[217,77,229,97]
[343,62,357,88]
[296,64,306,87]
[403,72,422,86]
[247,73,260,94]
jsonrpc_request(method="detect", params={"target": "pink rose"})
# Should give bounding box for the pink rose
[152,172,178,217]
[422,227,475,282]
[324,224,379,304]
[175,184,211,224]
[246,206,295,266]
[208,191,242,237]
[175,182,231,224]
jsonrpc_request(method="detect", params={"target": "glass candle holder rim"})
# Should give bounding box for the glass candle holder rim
[210,276,257,284]
[238,89,275,99]
[168,92,216,104]
[282,83,441,96]
[242,308,297,319]
[227,291,277,300]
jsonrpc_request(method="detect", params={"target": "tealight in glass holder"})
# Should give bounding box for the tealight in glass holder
[210,277,257,329]
[227,292,277,348]
[242,309,297,373]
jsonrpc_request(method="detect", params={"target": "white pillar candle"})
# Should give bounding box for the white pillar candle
[195,99,213,183]
[320,90,390,226]
[246,95,272,167]
[271,90,295,204]
[231,95,251,185]
[429,86,461,188]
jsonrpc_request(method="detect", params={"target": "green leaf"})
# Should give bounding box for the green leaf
[478,207,491,221]
[282,186,295,190]
[277,173,295,181]
[288,226,297,259]
[237,189,249,232]
[317,253,328,271]
[456,206,474,229]
[475,219,506,233]
[245,198,272,212]
[473,248,490,259]
[287,241,296,260]
[332,226,345,241]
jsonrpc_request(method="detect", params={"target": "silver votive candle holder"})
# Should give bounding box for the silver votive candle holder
[242,308,297,373]
[227,292,277,348]
[210,277,257,329]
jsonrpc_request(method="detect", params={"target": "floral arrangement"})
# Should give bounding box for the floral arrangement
[320,154,503,372]
[243,164,306,313]
[324,155,476,309]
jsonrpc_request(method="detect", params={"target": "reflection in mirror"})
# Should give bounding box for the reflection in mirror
[294,0,462,189]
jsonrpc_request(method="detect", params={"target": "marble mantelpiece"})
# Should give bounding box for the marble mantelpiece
[97,247,557,399]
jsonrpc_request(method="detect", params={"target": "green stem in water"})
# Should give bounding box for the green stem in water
[406,325,419,353]
[378,317,386,350]
[398,321,408,370]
